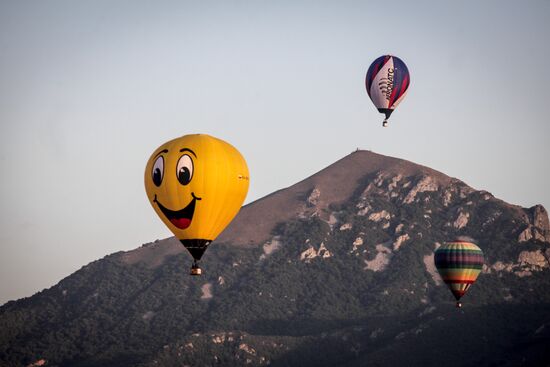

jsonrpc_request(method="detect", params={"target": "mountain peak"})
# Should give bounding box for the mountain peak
[217,150,455,246]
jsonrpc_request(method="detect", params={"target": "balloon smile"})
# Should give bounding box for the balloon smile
[154,193,201,230]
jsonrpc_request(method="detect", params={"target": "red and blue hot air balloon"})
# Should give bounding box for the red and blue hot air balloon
[365,55,410,127]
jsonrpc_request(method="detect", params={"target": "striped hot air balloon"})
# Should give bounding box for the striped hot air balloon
[434,238,485,308]
[365,55,410,127]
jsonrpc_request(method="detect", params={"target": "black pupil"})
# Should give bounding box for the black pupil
[178,167,191,185]
[153,168,162,186]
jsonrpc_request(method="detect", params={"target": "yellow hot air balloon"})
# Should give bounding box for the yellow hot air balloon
[145,134,249,275]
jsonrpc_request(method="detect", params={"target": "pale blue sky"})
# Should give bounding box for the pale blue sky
[1,0,549,304]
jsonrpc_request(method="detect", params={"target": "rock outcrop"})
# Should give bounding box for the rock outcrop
[518,205,550,243]
[403,176,439,204]
[364,245,392,272]
[393,234,410,251]
[531,205,550,231]
[300,242,332,263]
[453,211,470,229]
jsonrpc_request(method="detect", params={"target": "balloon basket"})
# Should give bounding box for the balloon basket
[190,263,202,276]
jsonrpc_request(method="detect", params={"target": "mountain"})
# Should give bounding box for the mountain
[1,150,549,367]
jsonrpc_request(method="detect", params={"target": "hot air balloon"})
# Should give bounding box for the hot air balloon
[434,237,484,308]
[145,134,249,275]
[365,55,410,127]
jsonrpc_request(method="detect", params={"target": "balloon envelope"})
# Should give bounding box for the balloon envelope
[144,134,249,263]
[434,239,484,305]
[365,55,410,122]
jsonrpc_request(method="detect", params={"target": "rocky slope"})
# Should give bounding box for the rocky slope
[1,150,549,367]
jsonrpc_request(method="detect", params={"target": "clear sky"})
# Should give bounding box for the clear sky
[1,0,549,305]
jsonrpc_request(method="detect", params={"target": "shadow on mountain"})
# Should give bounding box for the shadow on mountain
[62,353,148,367]
[244,318,367,336]
[261,303,550,367]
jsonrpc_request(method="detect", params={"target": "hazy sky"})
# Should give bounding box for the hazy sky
[1,0,549,305]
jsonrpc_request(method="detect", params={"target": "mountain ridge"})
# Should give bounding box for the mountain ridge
[121,149,548,270]
[216,149,457,247]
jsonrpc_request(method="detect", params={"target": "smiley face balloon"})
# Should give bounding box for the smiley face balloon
[145,134,249,275]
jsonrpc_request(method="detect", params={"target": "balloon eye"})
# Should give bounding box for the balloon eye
[176,154,193,186]
[152,156,164,187]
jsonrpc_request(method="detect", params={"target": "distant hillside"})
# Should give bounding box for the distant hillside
[1,150,549,367]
